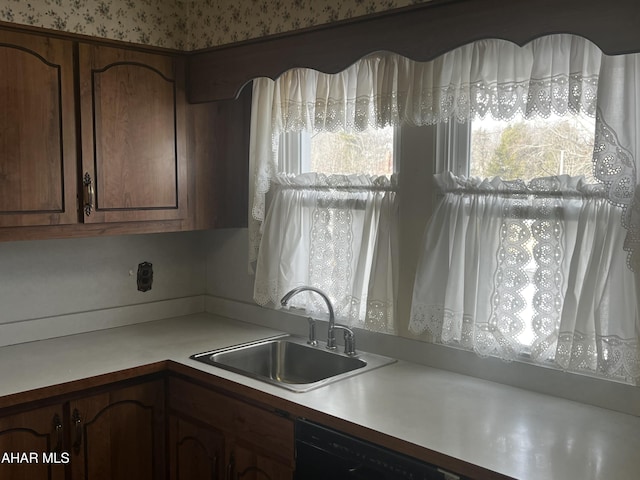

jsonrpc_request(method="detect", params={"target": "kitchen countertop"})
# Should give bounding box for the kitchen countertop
[0,312,638,480]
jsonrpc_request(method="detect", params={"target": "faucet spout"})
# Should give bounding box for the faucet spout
[280,286,340,351]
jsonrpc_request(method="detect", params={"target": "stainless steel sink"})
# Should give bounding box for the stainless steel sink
[191,335,395,392]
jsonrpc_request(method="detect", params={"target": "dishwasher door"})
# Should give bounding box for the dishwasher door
[294,419,464,480]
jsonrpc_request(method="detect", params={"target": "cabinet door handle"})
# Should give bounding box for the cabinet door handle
[83,172,95,216]
[52,414,63,453]
[226,452,234,480]
[72,408,83,455]
[212,454,217,480]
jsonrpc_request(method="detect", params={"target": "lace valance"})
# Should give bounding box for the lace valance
[269,35,601,133]
[249,34,604,267]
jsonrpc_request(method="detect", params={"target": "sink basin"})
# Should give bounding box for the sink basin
[191,335,395,392]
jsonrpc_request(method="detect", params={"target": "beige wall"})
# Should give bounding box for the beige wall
[0,231,206,325]
[0,0,432,50]
[205,228,254,303]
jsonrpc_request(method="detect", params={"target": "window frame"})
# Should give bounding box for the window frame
[278,128,398,177]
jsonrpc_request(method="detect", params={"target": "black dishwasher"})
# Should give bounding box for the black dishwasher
[295,419,466,480]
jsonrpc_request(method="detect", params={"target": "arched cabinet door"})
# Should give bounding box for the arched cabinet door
[0,404,66,480]
[169,415,224,480]
[230,443,294,480]
[0,31,77,227]
[68,380,166,480]
[78,44,187,224]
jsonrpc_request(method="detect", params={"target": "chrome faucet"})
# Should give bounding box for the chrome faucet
[280,286,357,356]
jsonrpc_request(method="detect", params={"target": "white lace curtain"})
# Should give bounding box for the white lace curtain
[254,174,397,333]
[397,35,639,383]
[249,34,640,371]
[408,174,639,384]
[249,34,603,265]
[593,54,640,273]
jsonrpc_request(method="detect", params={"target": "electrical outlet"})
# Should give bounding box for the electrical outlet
[137,262,153,292]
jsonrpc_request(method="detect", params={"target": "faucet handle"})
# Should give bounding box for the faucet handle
[343,330,357,356]
[330,324,357,356]
[307,317,318,346]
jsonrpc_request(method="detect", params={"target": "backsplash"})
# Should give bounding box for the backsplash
[0,0,432,50]
[0,231,205,325]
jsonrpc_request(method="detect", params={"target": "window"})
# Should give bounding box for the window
[279,127,395,176]
[410,112,638,381]
[470,113,596,182]
[466,113,598,351]
[256,126,398,333]
[249,36,639,385]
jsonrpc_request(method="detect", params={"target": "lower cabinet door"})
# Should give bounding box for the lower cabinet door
[68,380,165,480]
[230,443,294,480]
[0,404,66,480]
[169,415,225,480]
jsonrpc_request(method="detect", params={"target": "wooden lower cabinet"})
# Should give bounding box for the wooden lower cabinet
[0,374,296,480]
[168,376,295,480]
[169,422,294,480]
[169,415,224,480]
[0,403,66,480]
[69,379,166,480]
[229,442,294,480]
[0,378,165,480]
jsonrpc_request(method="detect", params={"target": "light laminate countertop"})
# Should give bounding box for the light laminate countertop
[0,312,638,480]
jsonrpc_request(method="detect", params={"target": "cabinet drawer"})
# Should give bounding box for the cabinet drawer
[168,377,294,464]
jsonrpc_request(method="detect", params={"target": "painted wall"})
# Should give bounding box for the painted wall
[205,228,254,303]
[0,0,432,50]
[0,231,206,336]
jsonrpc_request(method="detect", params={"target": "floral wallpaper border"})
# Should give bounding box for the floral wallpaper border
[0,0,432,50]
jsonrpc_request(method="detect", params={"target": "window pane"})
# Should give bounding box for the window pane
[309,126,394,176]
[470,113,596,183]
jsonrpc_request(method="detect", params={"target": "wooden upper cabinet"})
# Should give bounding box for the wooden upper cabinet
[78,44,187,223]
[0,31,77,227]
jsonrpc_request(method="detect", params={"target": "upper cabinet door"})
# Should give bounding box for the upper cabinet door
[79,44,187,224]
[0,31,77,227]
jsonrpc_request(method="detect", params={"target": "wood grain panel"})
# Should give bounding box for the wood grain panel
[93,63,177,209]
[186,85,250,230]
[168,376,294,467]
[0,31,77,226]
[69,379,166,480]
[232,443,294,480]
[0,218,187,242]
[169,415,224,480]
[0,404,65,480]
[79,44,187,224]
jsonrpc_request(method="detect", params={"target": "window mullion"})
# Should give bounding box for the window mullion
[435,121,471,176]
